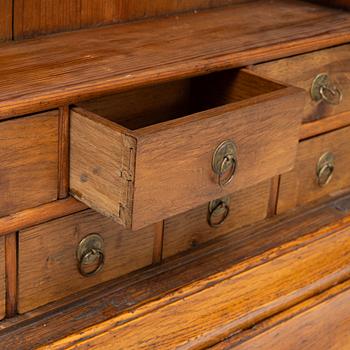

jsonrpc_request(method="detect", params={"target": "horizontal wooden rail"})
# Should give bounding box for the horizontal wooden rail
[0,198,87,236]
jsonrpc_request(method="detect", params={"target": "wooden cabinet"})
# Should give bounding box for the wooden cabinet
[253,44,350,123]
[18,210,155,313]
[278,126,350,214]
[1,1,350,348]
[163,181,270,258]
[70,69,303,230]
[0,112,58,217]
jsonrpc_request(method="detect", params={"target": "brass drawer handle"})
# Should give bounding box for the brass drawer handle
[212,140,237,188]
[77,234,105,277]
[207,196,230,228]
[311,73,343,105]
[316,152,334,187]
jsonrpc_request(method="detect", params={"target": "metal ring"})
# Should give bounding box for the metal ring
[218,155,236,188]
[207,200,230,228]
[317,162,334,187]
[78,248,105,277]
[319,85,343,105]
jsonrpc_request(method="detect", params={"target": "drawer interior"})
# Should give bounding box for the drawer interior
[78,69,285,130]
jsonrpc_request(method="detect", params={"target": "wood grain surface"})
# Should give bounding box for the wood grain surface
[18,210,155,313]
[70,108,136,228]
[163,181,270,258]
[0,0,12,41]
[43,217,350,349]
[0,237,5,320]
[300,110,350,140]
[0,0,349,118]
[253,44,350,123]
[1,194,350,349]
[225,285,350,349]
[13,0,81,39]
[278,126,350,214]
[0,112,58,217]
[12,0,241,39]
[58,106,70,199]
[210,279,350,349]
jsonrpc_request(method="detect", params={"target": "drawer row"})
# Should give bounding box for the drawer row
[0,121,349,315]
[0,44,349,316]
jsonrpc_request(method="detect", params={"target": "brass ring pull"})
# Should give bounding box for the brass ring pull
[78,248,105,277]
[316,152,335,187]
[212,140,237,189]
[218,155,236,188]
[207,197,230,228]
[311,73,343,106]
[76,234,105,277]
[319,85,343,105]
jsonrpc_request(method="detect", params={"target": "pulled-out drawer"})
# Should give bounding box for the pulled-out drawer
[18,210,155,313]
[253,44,350,123]
[278,126,350,214]
[70,69,304,230]
[0,111,58,217]
[163,181,270,258]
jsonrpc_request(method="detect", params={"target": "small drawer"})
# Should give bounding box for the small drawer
[163,181,270,258]
[0,111,58,217]
[278,126,350,214]
[18,210,155,313]
[253,44,350,123]
[70,69,304,230]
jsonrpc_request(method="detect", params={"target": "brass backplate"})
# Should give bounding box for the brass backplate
[77,233,104,264]
[212,140,237,174]
[316,152,335,187]
[208,196,231,216]
[311,73,330,102]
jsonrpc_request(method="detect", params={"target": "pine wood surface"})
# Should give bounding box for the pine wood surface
[224,287,350,349]
[253,44,350,123]
[4,233,16,318]
[0,194,349,349]
[42,205,350,349]
[278,126,350,214]
[163,181,270,258]
[69,108,136,228]
[0,111,58,218]
[12,0,242,39]
[0,0,350,118]
[17,210,155,313]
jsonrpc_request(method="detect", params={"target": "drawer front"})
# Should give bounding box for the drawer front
[18,210,155,313]
[163,181,270,258]
[0,112,58,217]
[253,44,350,123]
[71,70,304,230]
[278,126,350,214]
